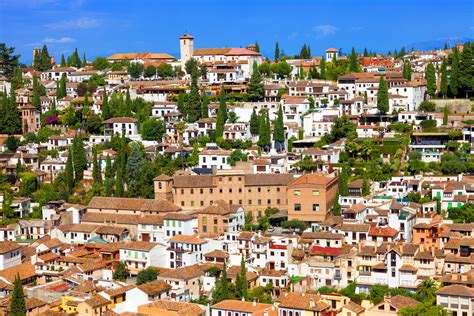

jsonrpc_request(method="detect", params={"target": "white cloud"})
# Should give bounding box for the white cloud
[312,24,338,37]
[46,17,100,30]
[42,37,76,44]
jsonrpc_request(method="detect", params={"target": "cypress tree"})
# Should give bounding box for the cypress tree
[102,88,110,120]
[338,164,350,196]
[443,105,449,126]
[274,105,285,152]
[376,76,389,114]
[32,75,41,110]
[10,274,25,316]
[186,72,201,122]
[126,143,145,196]
[247,62,264,101]
[57,74,67,99]
[92,146,102,183]
[333,191,341,216]
[450,49,460,97]
[425,63,437,97]
[40,44,52,70]
[65,148,74,193]
[440,60,448,98]
[60,54,66,67]
[201,92,209,118]
[72,136,86,180]
[82,53,87,67]
[104,156,113,197]
[255,41,260,53]
[51,99,56,113]
[274,42,280,62]
[320,57,326,80]
[114,136,126,197]
[459,44,474,98]
[349,47,358,72]
[215,89,227,139]
[250,108,259,135]
[4,85,21,135]
[363,48,369,57]
[124,89,132,116]
[236,254,247,300]
[0,88,7,133]
[177,92,186,115]
[70,48,82,68]
[258,109,271,151]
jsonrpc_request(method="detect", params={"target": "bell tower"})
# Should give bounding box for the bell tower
[179,34,194,71]
[154,174,174,202]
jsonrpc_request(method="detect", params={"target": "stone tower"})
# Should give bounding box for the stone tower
[33,47,40,64]
[179,34,194,71]
[154,174,174,202]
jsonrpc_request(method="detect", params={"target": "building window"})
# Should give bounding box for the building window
[312,204,320,212]
[294,204,301,211]
[294,190,301,196]
[312,190,319,196]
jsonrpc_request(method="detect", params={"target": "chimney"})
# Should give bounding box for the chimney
[431,247,435,257]
[263,309,268,316]
[461,274,468,282]
[451,274,457,281]
[253,299,256,306]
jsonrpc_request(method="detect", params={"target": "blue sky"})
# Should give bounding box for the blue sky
[1,0,473,64]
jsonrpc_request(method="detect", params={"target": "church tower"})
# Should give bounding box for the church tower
[154,174,174,202]
[179,34,194,71]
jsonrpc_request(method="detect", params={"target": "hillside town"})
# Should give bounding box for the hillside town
[0,31,473,316]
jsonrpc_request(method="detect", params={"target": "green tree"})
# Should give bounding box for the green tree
[254,42,260,53]
[418,100,436,112]
[212,262,234,303]
[104,156,113,197]
[4,85,21,135]
[201,92,209,118]
[440,152,466,175]
[5,135,18,152]
[69,48,82,68]
[92,146,102,184]
[10,274,26,316]
[124,89,132,116]
[57,74,67,99]
[258,109,271,151]
[65,148,74,193]
[141,118,165,141]
[92,57,110,70]
[60,54,66,67]
[349,47,359,72]
[362,177,370,196]
[156,63,174,78]
[34,44,52,71]
[448,203,474,223]
[274,42,280,62]
[250,108,260,135]
[246,62,264,101]
[443,105,449,125]
[236,255,247,300]
[439,60,448,98]
[273,105,285,151]
[450,48,460,97]
[32,75,42,110]
[338,164,350,196]
[320,57,326,79]
[0,43,20,79]
[403,62,412,80]
[377,76,389,114]
[459,44,474,98]
[425,63,437,97]
[416,279,437,301]
[127,142,146,195]
[333,191,341,216]
[281,219,307,232]
[113,262,129,281]
[186,72,201,122]
[114,137,127,197]
[177,92,186,115]
[72,136,86,180]
[136,267,158,285]
[215,89,227,138]
[144,65,156,78]
[102,88,110,120]
[128,62,144,79]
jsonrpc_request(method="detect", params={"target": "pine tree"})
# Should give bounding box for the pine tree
[65,148,74,193]
[124,89,132,117]
[443,105,449,126]
[250,108,259,135]
[104,155,113,197]
[377,76,389,114]
[450,49,460,97]
[440,60,448,98]
[10,274,25,316]
[60,54,66,67]
[247,62,264,101]
[274,42,280,62]
[72,136,86,180]
[201,92,209,118]
[425,63,437,97]
[215,89,227,138]
[102,88,110,120]
[349,47,359,72]
[320,57,326,80]
[274,105,285,152]
[92,146,102,183]
[4,85,21,135]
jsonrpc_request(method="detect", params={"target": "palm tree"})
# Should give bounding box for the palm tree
[416,278,437,300]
